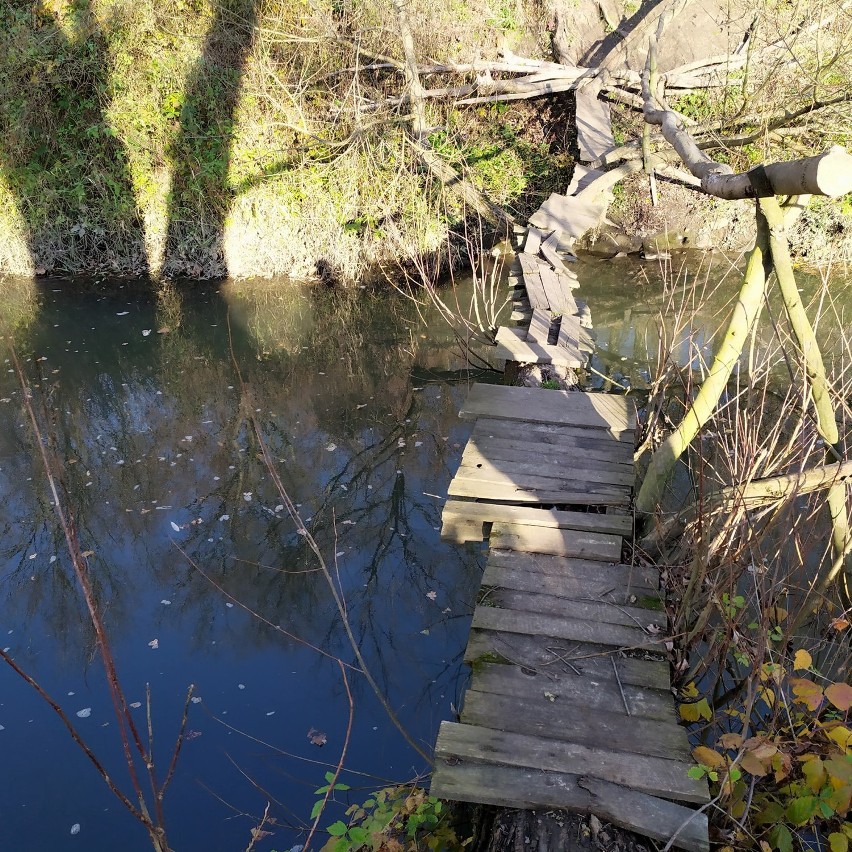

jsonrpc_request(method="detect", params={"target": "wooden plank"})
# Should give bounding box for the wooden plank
[540,231,579,278]
[494,325,585,368]
[456,455,634,488]
[524,227,547,255]
[483,589,662,632]
[471,606,659,652]
[472,418,634,459]
[526,308,555,346]
[482,562,660,605]
[459,384,636,434]
[559,313,595,352]
[442,499,632,536]
[539,264,578,316]
[467,435,632,468]
[464,630,671,690]
[469,662,676,723]
[439,515,485,543]
[529,192,609,240]
[461,443,633,479]
[575,81,616,163]
[449,470,630,506]
[487,522,622,561]
[487,549,659,587]
[518,253,550,309]
[435,722,708,803]
[566,163,607,196]
[431,761,709,852]
[461,690,690,760]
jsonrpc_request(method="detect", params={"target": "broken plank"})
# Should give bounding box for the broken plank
[441,499,632,536]
[494,325,585,368]
[518,253,550,309]
[464,629,670,690]
[524,227,548,255]
[488,522,622,560]
[529,192,609,240]
[539,264,578,316]
[461,443,633,479]
[435,722,708,803]
[559,313,595,352]
[469,662,676,723]
[540,231,578,277]
[526,308,555,346]
[459,384,636,434]
[575,81,616,163]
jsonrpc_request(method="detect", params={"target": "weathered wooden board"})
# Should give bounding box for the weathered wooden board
[471,606,659,652]
[472,418,634,460]
[461,443,633,480]
[465,629,671,690]
[482,559,660,600]
[487,522,622,561]
[575,81,616,163]
[526,308,555,346]
[558,314,595,352]
[459,384,636,434]
[482,589,661,632]
[486,521,621,558]
[495,325,585,368]
[529,192,609,240]
[448,469,631,506]
[467,435,632,469]
[540,231,579,277]
[441,499,632,537]
[517,253,550,309]
[456,454,634,488]
[539,264,578,316]
[439,515,485,543]
[469,662,676,723]
[435,722,708,803]
[461,689,691,761]
[488,549,658,586]
[566,163,607,197]
[524,227,547,255]
[430,761,709,852]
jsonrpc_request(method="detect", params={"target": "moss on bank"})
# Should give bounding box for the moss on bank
[0,0,566,281]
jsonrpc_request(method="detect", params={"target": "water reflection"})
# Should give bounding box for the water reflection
[0,277,482,851]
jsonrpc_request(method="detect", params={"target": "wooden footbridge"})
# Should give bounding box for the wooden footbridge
[429,91,710,852]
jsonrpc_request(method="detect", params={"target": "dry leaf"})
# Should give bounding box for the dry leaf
[307,728,327,746]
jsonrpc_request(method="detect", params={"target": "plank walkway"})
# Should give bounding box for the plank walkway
[431,385,710,852]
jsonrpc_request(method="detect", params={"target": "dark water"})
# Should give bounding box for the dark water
[1,253,848,851]
[0,278,486,852]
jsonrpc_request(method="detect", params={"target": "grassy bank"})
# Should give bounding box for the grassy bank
[0,0,567,281]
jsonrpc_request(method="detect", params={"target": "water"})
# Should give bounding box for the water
[0,278,486,851]
[1,253,849,851]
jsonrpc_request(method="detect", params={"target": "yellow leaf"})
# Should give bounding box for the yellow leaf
[693,746,725,768]
[827,726,852,752]
[740,751,768,776]
[826,682,852,712]
[790,677,825,712]
[794,649,813,671]
[829,833,848,852]
[680,697,712,722]
[802,757,826,793]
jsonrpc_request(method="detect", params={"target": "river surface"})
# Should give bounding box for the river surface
[0,253,849,851]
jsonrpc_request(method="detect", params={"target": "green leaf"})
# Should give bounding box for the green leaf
[334,840,349,852]
[786,795,818,826]
[325,771,335,784]
[348,827,368,845]
[687,766,705,780]
[327,821,348,837]
[311,800,325,820]
[754,802,784,825]
[315,785,329,795]
[333,783,351,792]
[829,832,849,852]
[768,824,794,852]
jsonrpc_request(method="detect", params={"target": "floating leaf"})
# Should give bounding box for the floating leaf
[76,708,91,718]
[148,639,159,649]
[307,728,327,746]
[426,590,437,601]
[170,521,180,532]
[794,649,813,671]
[70,824,81,835]
[826,682,852,711]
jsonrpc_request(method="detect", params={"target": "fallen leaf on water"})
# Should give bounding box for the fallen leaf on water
[191,697,202,704]
[307,728,327,746]
[325,443,337,452]
[129,702,142,709]
[70,824,81,835]
[426,591,437,601]
[148,639,159,649]
[76,708,91,718]
[142,329,151,337]
[161,599,171,605]
[81,550,94,558]
[170,522,180,532]
[116,311,129,316]
[184,730,202,740]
